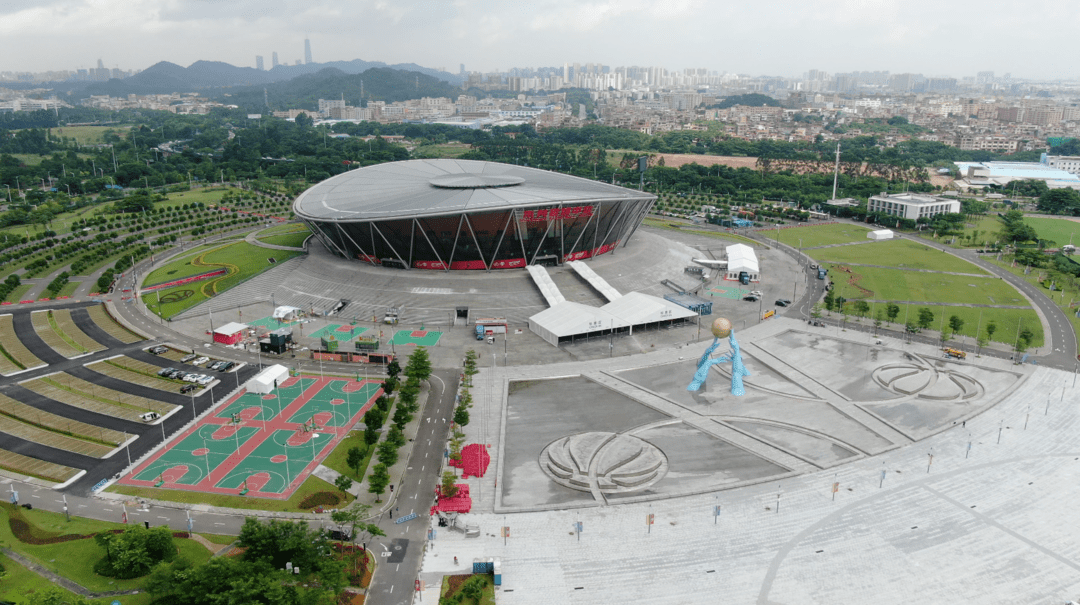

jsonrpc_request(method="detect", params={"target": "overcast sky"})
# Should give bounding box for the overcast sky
[2,0,1078,80]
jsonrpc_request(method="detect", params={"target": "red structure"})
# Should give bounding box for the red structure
[449,444,490,479]
[431,484,471,515]
[212,322,248,345]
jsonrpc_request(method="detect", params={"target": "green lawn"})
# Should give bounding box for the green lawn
[197,533,237,545]
[142,241,303,319]
[51,125,130,145]
[107,474,351,512]
[3,283,32,303]
[984,257,1080,350]
[322,432,373,482]
[641,217,760,246]
[0,502,209,600]
[828,265,1023,305]
[1025,217,1080,248]
[810,239,989,274]
[773,223,872,248]
[143,243,228,285]
[257,222,309,237]
[837,302,1042,348]
[0,204,100,239]
[413,143,474,158]
[258,231,309,248]
[56,281,80,298]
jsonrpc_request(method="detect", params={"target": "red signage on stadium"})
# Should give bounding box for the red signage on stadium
[522,206,594,222]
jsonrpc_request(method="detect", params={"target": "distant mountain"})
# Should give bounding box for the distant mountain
[215,67,463,111]
[77,58,462,98]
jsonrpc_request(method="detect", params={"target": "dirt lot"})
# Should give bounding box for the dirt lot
[650,154,759,169]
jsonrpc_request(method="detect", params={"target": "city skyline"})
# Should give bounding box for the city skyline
[0,0,1077,81]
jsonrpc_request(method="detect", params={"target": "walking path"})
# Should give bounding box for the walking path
[245,229,306,251]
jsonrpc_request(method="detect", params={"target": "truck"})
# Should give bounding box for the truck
[475,317,508,340]
[817,267,828,280]
[943,348,967,360]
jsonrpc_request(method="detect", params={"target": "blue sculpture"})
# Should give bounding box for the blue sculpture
[687,331,750,395]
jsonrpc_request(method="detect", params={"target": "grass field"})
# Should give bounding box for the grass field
[641,217,760,246]
[833,300,1042,347]
[159,187,230,209]
[256,223,310,248]
[772,223,872,248]
[828,265,1023,305]
[413,143,474,158]
[954,215,1002,248]
[108,474,351,512]
[51,125,129,144]
[1026,217,1080,247]
[143,243,229,285]
[143,241,303,319]
[0,502,209,600]
[985,257,1080,349]
[0,203,99,239]
[810,239,989,274]
[56,281,80,298]
[3,283,31,303]
[322,432,373,482]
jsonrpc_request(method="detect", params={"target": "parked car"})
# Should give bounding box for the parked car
[775,299,792,307]
[192,357,210,366]
[197,375,214,385]
[743,295,760,302]
[166,369,184,379]
[158,367,174,377]
[140,412,160,422]
[222,362,236,371]
[183,374,200,383]
[148,345,168,355]
[180,384,196,394]
[749,290,763,297]
[181,354,197,363]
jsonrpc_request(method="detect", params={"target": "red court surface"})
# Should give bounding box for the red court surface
[118,375,382,499]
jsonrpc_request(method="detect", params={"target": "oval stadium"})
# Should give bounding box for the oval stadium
[292,159,656,270]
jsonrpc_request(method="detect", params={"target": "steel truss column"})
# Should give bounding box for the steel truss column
[487,212,516,272]
[565,210,597,260]
[620,199,655,248]
[334,222,375,262]
[413,218,448,270]
[315,222,350,258]
[445,215,465,272]
[463,215,490,270]
[529,219,557,266]
[369,221,409,269]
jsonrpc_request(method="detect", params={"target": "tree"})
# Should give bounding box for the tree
[1037,188,1080,215]
[363,422,380,448]
[237,518,341,589]
[986,320,998,342]
[939,328,951,347]
[386,359,401,379]
[810,303,823,319]
[392,402,411,430]
[386,424,406,448]
[853,300,870,318]
[146,557,314,605]
[335,474,353,497]
[948,315,964,335]
[1018,327,1034,351]
[330,503,385,544]
[440,470,459,499]
[976,333,988,354]
[917,307,934,330]
[346,446,365,478]
[823,289,835,312]
[94,525,176,579]
[886,303,900,324]
[24,586,89,605]
[404,347,431,381]
[376,439,399,467]
[368,463,390,501]
[453,405,470,427]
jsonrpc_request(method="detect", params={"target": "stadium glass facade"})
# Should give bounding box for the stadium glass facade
[304,198,654,270]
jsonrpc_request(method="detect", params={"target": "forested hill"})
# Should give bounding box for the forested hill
[70,58,462,99]
[214,68,464,111]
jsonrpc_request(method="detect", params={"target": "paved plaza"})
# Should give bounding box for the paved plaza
[418,318,1080,604]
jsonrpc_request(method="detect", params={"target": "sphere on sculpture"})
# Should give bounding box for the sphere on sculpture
[711,317,733,339]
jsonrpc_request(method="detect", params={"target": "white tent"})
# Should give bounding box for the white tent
[528,301,629,346]
[725,243,759,282]
[600,292,697,333]
[868,229,894,241]
[246,364,289,394]
[272,305,302,320]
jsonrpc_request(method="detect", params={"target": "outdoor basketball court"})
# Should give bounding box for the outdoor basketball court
[118,375,382,499]
[247,315,301,330]
[387,329,442,347]
[308,323,368,342]
[706,287,743,300]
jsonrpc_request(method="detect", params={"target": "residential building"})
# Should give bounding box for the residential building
[256,56,264,71]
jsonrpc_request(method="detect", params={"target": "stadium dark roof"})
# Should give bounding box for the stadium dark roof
[293,159,654,222]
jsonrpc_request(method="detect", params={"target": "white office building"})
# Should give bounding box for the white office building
[867,192,961,221]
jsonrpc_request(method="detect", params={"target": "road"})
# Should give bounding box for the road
[365,368,457,605]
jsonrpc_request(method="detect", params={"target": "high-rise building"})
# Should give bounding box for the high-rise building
[976,71,994,84]
[460,64,465,75]
[304,38,312,64]
[272,52,279,68]
[256,56,264,71]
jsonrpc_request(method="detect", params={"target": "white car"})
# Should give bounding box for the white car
[749,290,763,297]
[197,375,213,385]
[192,357,210,366]
[183,374,200,383]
